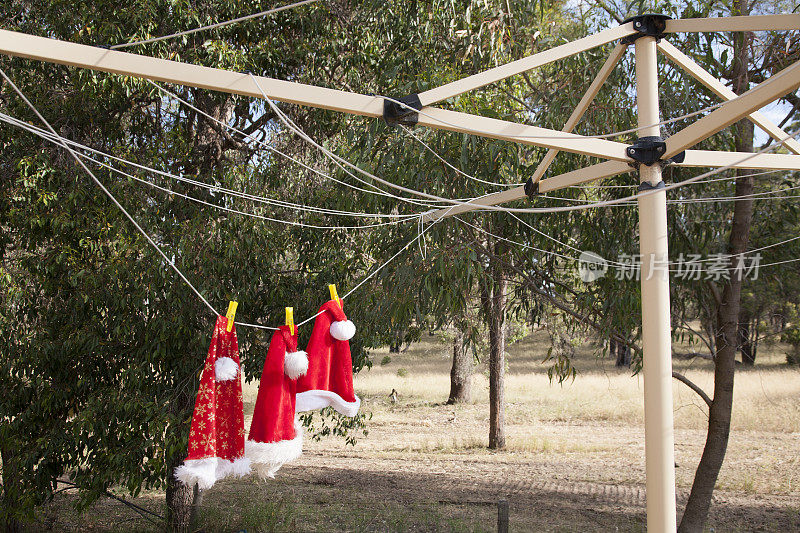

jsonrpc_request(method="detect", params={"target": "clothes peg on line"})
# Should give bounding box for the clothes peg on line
[225,301,238,332]
[285,307,295,336]
[328,284,342,309]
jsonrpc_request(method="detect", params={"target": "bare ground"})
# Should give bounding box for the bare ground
[31,334,800,532]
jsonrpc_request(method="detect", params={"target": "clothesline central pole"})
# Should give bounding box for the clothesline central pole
[634,35,678,532]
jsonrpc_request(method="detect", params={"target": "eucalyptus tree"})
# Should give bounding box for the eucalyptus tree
[0,0,463,530]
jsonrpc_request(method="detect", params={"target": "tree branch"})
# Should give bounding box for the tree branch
[671,371,712,407]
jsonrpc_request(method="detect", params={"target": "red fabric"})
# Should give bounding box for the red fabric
[248,325,298,444]
[296,300,356,404]
[185,316,245,462]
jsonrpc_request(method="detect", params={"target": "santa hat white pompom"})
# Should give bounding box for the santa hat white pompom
[283,351,309,380]
[214,356,239,381]
[330,320,356,341]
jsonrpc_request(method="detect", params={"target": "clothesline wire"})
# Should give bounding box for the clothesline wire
[0,113,419,229]
[252,74,800,214]
[399,125,522,188]
[149,81,454,208]
[0,67,220,316]
[458,215,799,274]
[0,69,437,332]
[381,95,730,141]
[239,207,448,330]
[110,0,321,50]
[0,111,421,220]
[252,77,468,208]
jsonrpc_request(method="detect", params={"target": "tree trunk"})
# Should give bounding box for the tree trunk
[679,13,754,529]
[1,443,21,533]
[448,329,473,404]
[166,452,198,533]
[738,309,755,366]
[486,242,507,450]
[166,386,201,532]
[615,341,631,367]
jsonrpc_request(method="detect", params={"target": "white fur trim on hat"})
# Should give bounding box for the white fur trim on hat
[214,357,239,381]
[245,420,304,480]
[283,350,308,380]
[295,390,361,418]
[174,456,251,489]
[330,320,356,341]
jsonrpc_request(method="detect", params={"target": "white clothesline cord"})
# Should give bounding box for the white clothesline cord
[458,214,800,274]
[243,207,450,330]
[0,111,418,221]
[0,71,438,331]
[0,113,418,230]
[294,210,450,328]
[254,74,800,215]
[250,74,500,209]
[0,68,220,316]
[110,0,321,50]
[148,81,448,209]
[81,153,417,230]
[380,95,728,141]
[399,125,522,188]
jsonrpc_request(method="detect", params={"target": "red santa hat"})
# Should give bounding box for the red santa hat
[295,299,360,417]
[175,316,250,489]
[246,324,308,479]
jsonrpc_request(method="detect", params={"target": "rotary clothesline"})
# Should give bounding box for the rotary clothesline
[10,105,789,274]
[3,74,798,288]
[5,13,798,531]
[2,80,799,301]
[247,72,800,215]
[2,40,800,329]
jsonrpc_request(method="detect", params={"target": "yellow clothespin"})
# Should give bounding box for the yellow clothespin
[328,284,342,309]
[285,307,295,336]
[225,301,238,332]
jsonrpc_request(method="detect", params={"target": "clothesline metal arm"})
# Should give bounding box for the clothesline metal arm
[665,13,800,33]
[420,160,632,223]
[678,150,800,170]
[664,58,800,159]
[658,40,800,154]
[530,43,628,184]
[0,28,629,162]
[416,23,636,107]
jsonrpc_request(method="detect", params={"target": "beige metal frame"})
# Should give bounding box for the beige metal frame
[4,15,800,533]
[416,23,636,106]
[658,41,800,154]
[530,44,628,184]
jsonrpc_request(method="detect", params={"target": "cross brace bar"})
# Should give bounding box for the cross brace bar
[0,28,629,162]
[658,40,800,154]
[665,14,800,33]
[664,58,800,159]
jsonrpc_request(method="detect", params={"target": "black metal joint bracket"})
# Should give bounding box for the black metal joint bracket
[524,178,540,201]
[638,180,666,192]
[626,136,685,169]
[620,14,671,44]
[383,94,422,126]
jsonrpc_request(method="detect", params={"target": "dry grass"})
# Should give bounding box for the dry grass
[354,331,800,434]
[32,330,800,532]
